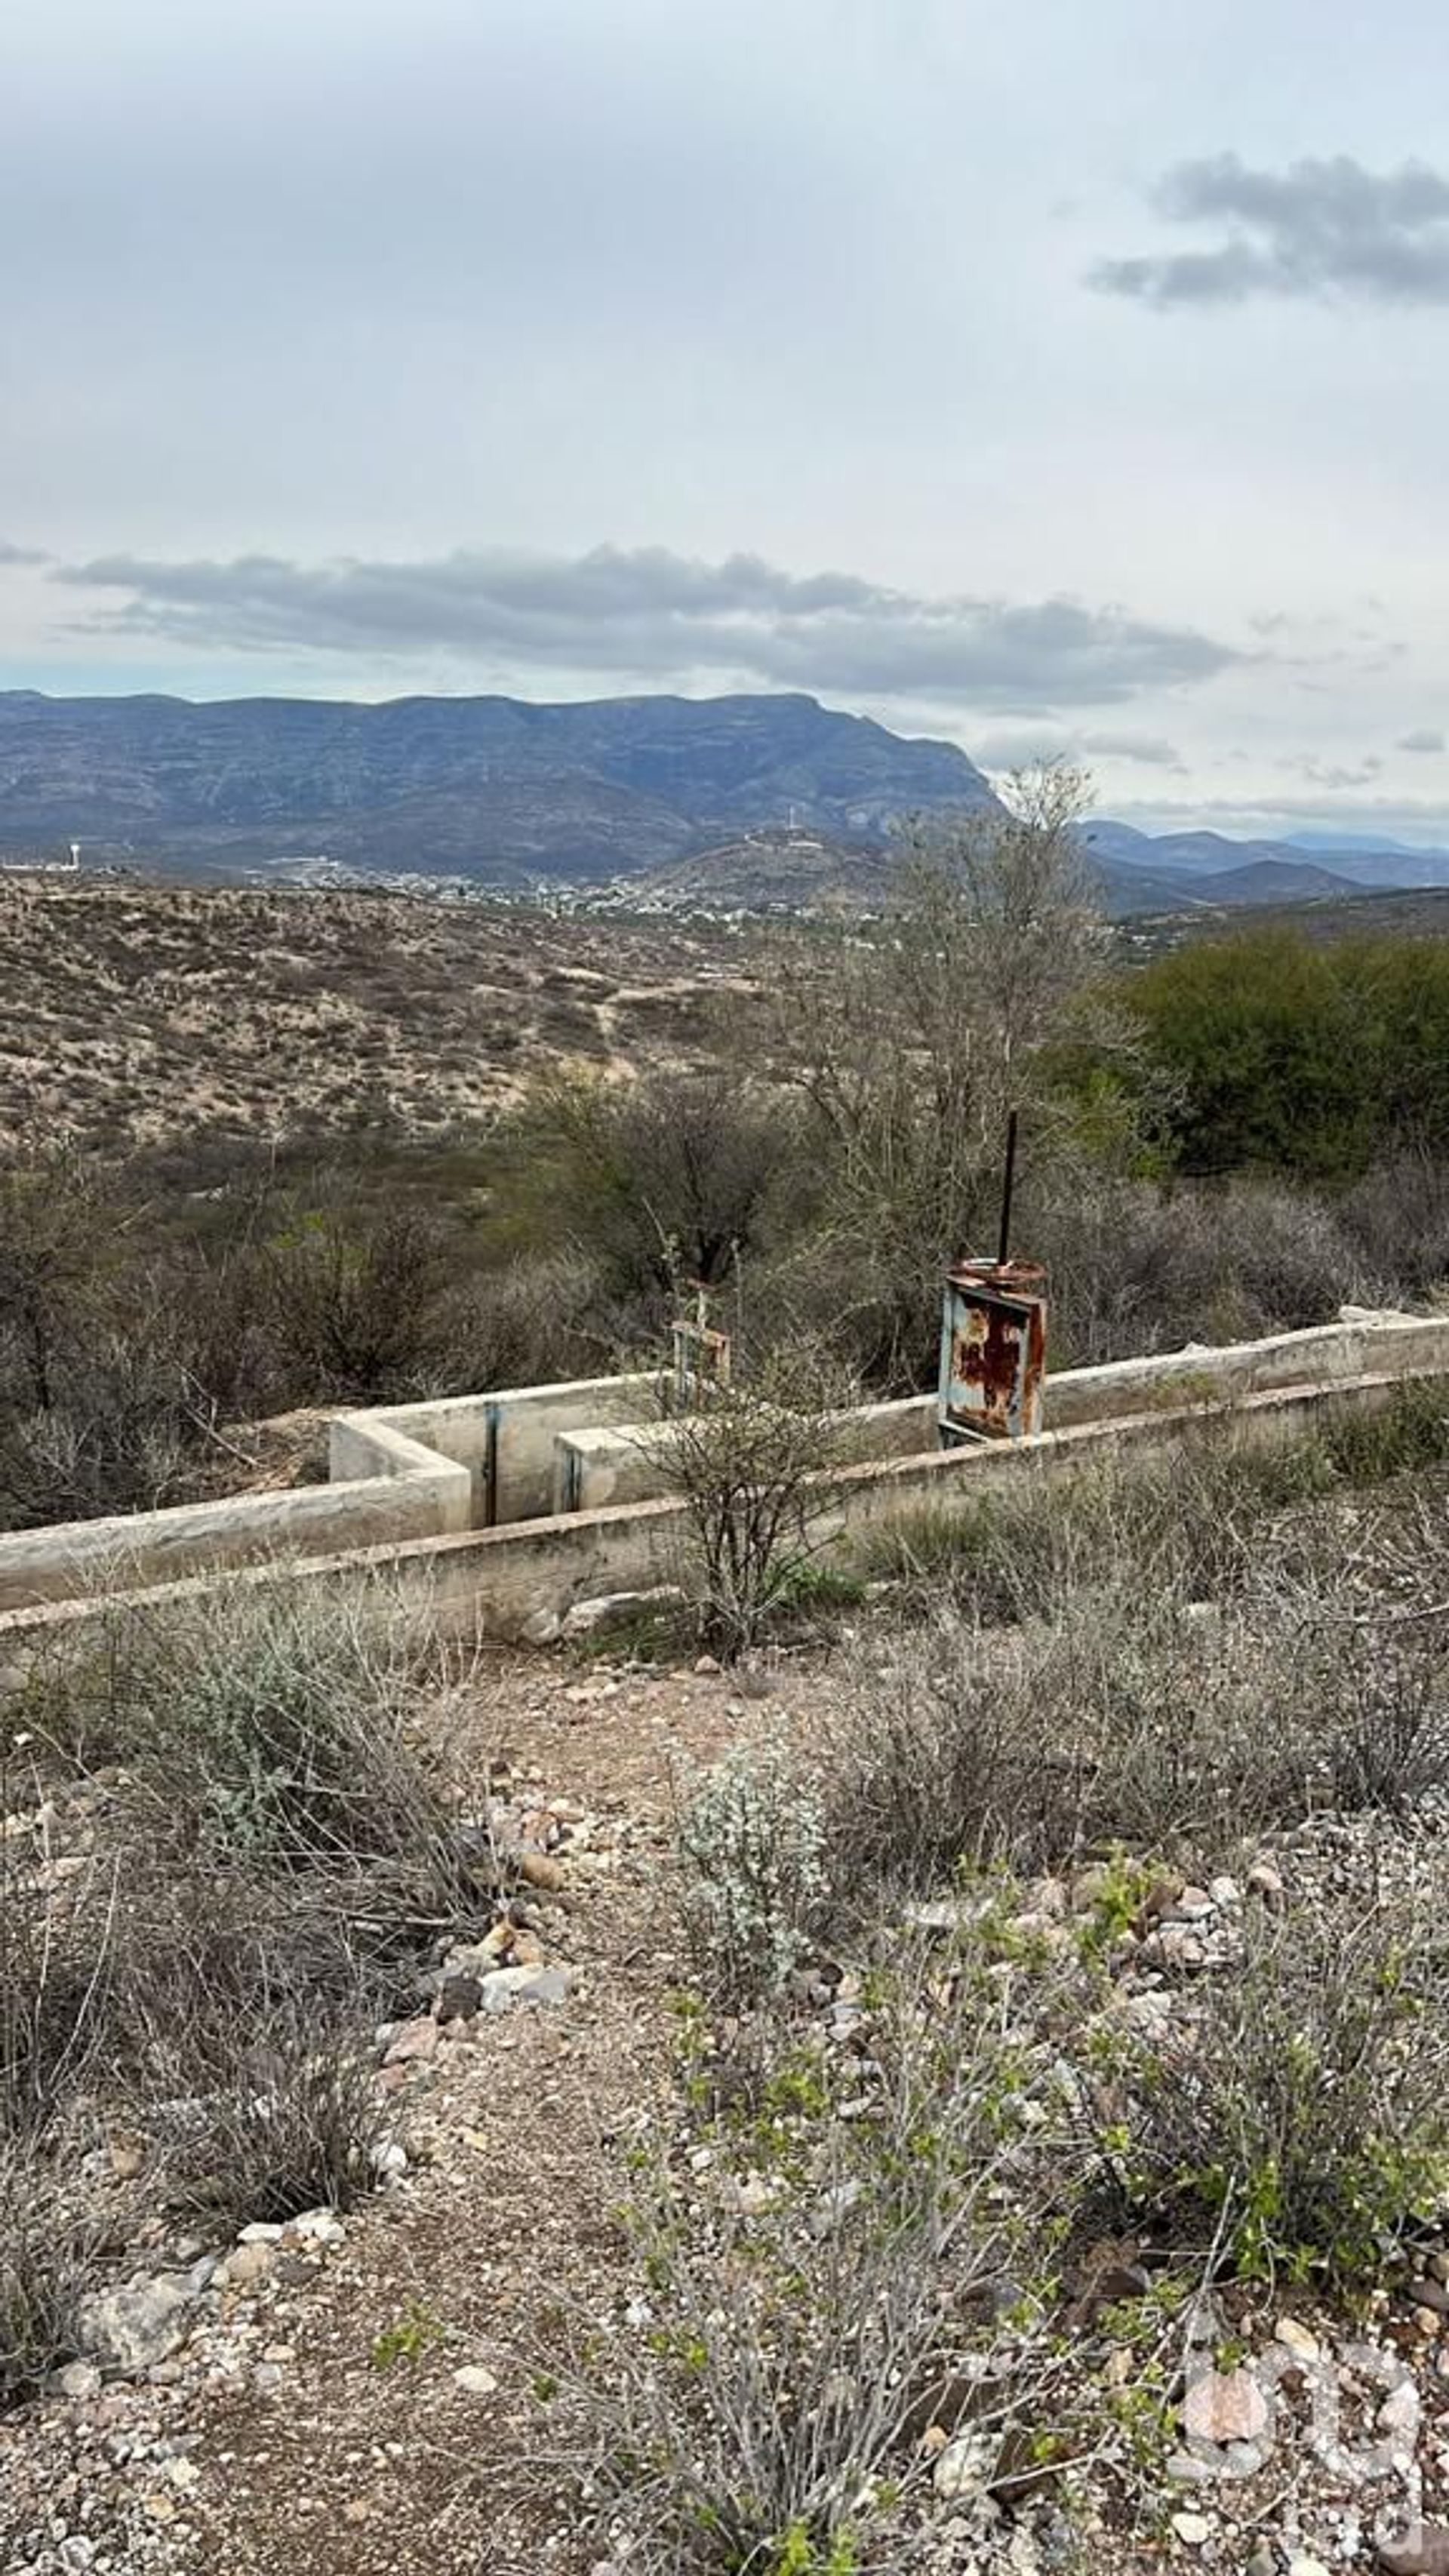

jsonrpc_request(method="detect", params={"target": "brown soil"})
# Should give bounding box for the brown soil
[0,1649,823,2576]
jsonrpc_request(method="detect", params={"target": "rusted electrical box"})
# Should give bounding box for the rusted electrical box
[937,1258,1048,1445]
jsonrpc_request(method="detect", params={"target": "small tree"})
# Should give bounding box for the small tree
[764,765,1106,1384]
[657,1341,858,1657]
[530,1069,802,1298]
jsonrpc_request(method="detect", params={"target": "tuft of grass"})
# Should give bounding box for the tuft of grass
[0,2147,91,2411]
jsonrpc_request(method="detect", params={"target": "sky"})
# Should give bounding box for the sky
[3,0,1449,841]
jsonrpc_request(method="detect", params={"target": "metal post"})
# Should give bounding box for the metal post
[996,1109,1019,1269]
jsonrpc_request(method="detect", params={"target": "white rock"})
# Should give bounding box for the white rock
[478,1964,574,2011]
[1170,2512,1213,2546]
[1274,2316,1321,2361]
[291,2208,346,2245]
[560,1587,680,1639]
[933,2431,995,2501]
[238,2222,285,2245]
[78,2265,211,2375]
[453,2365,500,2396]
[53,2361,102,2400]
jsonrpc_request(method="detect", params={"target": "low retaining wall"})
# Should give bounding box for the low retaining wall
[2,1309,1446,1641]
[333,1373,657,1526]
[0,1365,1431,1682]
[0,1421,471,1615]
[551,1310,1449,1514]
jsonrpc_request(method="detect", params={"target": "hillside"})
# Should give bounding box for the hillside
[0,876,758,1150]
[0,688,996,882]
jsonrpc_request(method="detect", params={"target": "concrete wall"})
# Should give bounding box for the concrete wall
[0,1421,471,1616]
[549,1310,1449,1514]
[0,1362,1431,1679]
[332,1374,658,1526]
[5,1310,1447,1639]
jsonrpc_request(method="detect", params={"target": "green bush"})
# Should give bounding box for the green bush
[1103,1896,1449,2284]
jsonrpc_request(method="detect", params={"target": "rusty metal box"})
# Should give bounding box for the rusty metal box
[938,1259,1047,1445]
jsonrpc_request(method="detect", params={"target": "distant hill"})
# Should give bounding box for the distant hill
[639,833,1367,922]
[1089,819,1449,894]
[1152,857,1368,907]
[638,828,892,911]
[0,688,998,881]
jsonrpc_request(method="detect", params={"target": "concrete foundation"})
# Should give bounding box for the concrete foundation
[0,1363,1431,1687]
[1,1308,1447,1664]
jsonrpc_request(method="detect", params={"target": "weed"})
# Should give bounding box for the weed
[371,2306,443,2370]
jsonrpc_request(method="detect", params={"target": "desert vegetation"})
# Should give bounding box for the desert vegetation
[11,773,1449,1537]
[13,800,1449,2569]
[531,1404,1449,2575]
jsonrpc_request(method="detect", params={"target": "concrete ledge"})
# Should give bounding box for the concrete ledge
[4,1310,1446,1644]
[335,1373,659,1525]
[549,1311,1449,1513]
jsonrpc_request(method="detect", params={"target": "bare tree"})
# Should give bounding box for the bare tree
[764,765,1106,1381]
[891,761,1106,1088]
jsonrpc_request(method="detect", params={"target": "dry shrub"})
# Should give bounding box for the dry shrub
[416,1248,605,1396]
[5,1580,481,2251]
[675,1747,829,2006]
[1029,1172,1385,1368]
[140,1989,386,2229]
[815,1565,1449,1904]
[0,2146,91,2410]
[580,1939,1088,2576]
[257,1198,451,1398]
[32,1579,473,1907]
[0,1779,116,2142]
[657,1340,861,1656]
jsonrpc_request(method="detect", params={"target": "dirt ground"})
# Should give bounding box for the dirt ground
[0,1648,824,2576]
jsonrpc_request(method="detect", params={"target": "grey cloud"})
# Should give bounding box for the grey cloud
[1091,153,1449,308]
[958,728,1072,768]
[1398,728,1444,752]
[0,541,49,566]
[1080,731,1186,768]
[975,725,1186,771]
[42,544,1242,712]
[1287,754,1384,789]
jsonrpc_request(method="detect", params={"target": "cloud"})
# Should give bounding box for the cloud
[24,542,1243,713]
[974,725,1186,773]
[1286,754,1383,789]
[1398,727,1444,753]
[1080,730,1186,768]
[0,541,49,566]
[1091,154,1449,308]
[1110,791,1449,846]
[971,728,1074,768]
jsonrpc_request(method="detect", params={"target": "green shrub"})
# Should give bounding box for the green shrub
[1103,1896,1449,2284]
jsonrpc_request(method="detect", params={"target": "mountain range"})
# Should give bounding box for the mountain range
[0,687,993,881]
[2,685,1447,912]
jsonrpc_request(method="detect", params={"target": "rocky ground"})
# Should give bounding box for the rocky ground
[8,1643,1449,2576]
